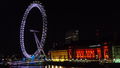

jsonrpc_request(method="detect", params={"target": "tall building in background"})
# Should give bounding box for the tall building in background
[96,29,100,43]
[65,30,79,44]
[95,24,105,43]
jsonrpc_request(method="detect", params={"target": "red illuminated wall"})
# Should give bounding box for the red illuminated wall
[76,49,85,59]
[103,46,109,59]
[68,49,72,59]
[67,45,110,60]
[76,49,95,59]
[85,49,95,59]
[96,48,102,59]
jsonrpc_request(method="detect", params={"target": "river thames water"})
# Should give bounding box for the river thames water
[8,65,112,68]
[9,65,84,68]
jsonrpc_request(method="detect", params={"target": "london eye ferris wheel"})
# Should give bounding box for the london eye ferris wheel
[20,1,47,59]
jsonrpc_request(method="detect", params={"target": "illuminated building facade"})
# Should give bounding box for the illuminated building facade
[96,48,102,59]
[112,45,120,63]
[49,50,68,62]
[48,44,120,63]
[76,49,95,59]
[103,46,109,60]
[69,45,110,60]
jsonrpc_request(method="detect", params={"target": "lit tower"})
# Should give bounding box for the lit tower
[65,30,79,44]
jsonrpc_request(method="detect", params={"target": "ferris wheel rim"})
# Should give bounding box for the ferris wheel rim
[20,3,47,58]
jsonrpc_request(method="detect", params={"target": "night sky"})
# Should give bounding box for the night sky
[0,0,119,58]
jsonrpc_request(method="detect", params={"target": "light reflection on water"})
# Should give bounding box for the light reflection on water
[10,65,83,68]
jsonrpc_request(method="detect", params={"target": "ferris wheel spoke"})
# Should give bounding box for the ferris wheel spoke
[34,50,40,56]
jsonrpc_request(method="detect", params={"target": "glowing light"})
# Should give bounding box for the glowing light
[113,59,120,63]
[48,65,51,68]
[52,65,54,68]
[55,65,58,68]
[89,44,101,47]
[59,66,63,68]
[45,66,47,68]
[104,42,108,45]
